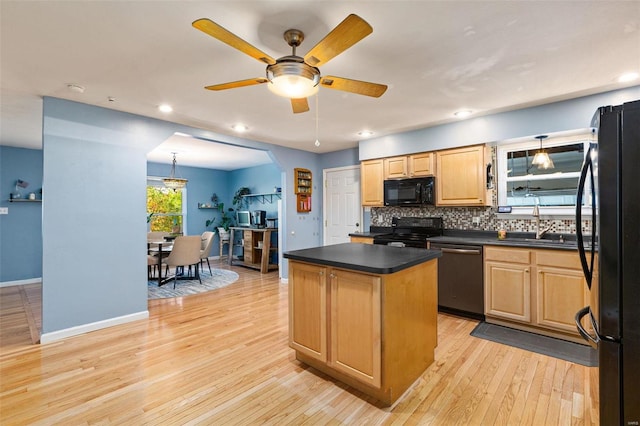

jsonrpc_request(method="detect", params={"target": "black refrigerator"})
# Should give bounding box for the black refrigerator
[575,99,640,425]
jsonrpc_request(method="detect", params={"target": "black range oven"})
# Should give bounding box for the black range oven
[373,217,444,248]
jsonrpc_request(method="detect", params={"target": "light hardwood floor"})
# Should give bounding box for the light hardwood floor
[0,259,599,425]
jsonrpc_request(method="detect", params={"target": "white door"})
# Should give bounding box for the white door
[323,166,362,245]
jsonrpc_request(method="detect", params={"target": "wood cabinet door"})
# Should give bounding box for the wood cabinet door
[484,261,531,322]
[289,262,328,362]
[409,152,434,176]
[436,145,487,206]
[361,159,384,206]
[329,269,381,388]
[384,156,408,179]
[536,266,588,334]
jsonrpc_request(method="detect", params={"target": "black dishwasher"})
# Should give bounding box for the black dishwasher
[429,242,484,320]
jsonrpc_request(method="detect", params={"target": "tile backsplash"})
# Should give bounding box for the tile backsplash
[370,206,593,235]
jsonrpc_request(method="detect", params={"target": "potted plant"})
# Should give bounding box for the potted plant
[206,202,235,234]
[232,187,251,210]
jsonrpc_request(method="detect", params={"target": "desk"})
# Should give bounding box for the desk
[147,240,173,286]
[228,227,278,273]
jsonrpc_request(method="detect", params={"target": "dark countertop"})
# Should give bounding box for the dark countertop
[284,243,441,274]
[428,230,596,251]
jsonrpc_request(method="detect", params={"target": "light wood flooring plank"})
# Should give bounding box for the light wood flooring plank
[0,259,599,425]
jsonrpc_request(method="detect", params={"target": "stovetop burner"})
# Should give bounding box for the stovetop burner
[373,217,444,248]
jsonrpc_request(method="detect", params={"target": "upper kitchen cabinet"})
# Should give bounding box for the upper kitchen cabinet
[361,159,384,206]
[384,152,434,179]
[436,145,492,206]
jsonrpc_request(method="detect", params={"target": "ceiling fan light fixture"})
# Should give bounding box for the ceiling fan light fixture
[266,61,320,98]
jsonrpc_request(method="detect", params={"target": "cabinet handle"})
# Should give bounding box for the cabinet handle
[525,269,529,273]
[329,273,336,279]
[318,271,324,276]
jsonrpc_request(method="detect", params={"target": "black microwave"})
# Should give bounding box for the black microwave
[384,177,435,206]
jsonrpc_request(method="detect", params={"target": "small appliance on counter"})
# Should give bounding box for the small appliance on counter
[252,210,266,228]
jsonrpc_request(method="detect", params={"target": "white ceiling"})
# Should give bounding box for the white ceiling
[1,1,639,169]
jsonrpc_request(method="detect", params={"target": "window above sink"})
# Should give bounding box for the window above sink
[496,129,596,217]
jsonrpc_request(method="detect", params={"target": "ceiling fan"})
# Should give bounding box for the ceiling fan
[192,14,388,114]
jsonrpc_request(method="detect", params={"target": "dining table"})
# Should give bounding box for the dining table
[147,240,173,286]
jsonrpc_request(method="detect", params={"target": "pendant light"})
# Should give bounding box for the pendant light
[163,152,188,190]
[532,135,554,169]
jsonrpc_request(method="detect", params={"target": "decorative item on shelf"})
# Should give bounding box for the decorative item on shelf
[163,152,188,190]
[531,135,554,170]
[10,179,29,199]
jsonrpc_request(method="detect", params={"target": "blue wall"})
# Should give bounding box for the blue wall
[359,86,640,160]
[37,97,325,340]
[0,146,43,282]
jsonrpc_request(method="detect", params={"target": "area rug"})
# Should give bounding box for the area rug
[471,322,598,367]
[148,268,239,300]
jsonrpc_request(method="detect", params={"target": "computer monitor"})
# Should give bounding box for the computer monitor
[236,210,251,227]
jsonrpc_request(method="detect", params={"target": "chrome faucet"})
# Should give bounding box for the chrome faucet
[532,203,552,239]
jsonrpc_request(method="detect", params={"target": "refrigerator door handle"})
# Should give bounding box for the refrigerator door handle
[575,306,599,349]
[576,143,596,289]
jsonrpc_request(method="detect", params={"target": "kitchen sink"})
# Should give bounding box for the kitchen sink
[506,238,578,247]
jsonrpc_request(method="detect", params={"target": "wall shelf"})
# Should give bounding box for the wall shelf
[8,199,41,203]
[242,192,282,204]
[197,203,218,209]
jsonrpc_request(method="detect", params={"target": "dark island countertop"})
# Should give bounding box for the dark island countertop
[284,243,441,274]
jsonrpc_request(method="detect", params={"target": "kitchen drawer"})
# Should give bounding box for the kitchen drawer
[536,249,583,269]
[484,246,531,264]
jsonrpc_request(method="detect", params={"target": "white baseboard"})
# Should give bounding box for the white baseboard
[0,277,42,288]
[40,310,149,344]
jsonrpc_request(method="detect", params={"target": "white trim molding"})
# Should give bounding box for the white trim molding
[0,277,42,288]
[40,310,149,344]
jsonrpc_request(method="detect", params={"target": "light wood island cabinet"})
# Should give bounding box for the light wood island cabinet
[286,243,440,406]
[435,144,491,206]
[361,159,384,206]
[350,235,374,244]
[484,245,595,343]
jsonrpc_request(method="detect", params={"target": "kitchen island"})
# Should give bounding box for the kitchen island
[284,243,441,406]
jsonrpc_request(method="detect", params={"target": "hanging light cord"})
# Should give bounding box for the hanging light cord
[315,93,320,147]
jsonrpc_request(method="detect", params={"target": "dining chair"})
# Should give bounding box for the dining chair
[200,231,215,275]
[147,255,158,278]
[161,235,202,288]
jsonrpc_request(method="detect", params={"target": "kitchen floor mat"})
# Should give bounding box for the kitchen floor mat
[470,322,598,367]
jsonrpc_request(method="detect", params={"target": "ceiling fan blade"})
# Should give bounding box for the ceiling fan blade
[205,78,268,91]
[320,76,387,98]
[304,14,372,67]
[193,18,276,65]
[291,98,309,114]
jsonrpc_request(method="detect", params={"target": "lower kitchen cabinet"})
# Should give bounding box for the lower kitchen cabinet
[288,258,438,405]
[289,263,381,387]
[484,246,594,342]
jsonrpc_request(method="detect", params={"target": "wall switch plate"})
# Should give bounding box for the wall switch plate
[0,207,8,214]
[472,216,480,225]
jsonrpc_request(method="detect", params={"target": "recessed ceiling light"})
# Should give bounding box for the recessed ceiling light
[454,109,473,118]
[158,104,173,113]
[231,123,248,133]
[358,130,374,138]
[618,72,639,83]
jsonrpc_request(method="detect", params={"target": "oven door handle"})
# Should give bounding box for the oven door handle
[439,248,482,255]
